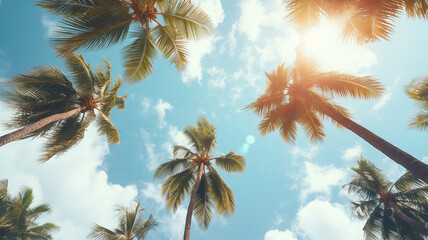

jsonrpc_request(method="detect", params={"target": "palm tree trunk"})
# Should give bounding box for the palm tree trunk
[0,106,85,147]
[322,105,428,184]
[390,201,428,235]
[183,162,204,240]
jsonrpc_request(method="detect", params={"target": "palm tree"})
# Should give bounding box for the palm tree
[0,53,126,162]
[246,58,428,184]
[283,0,428,43]
[406,77,428,131]
[0,180,58,240]
[88,201,157,240]
[37,0,212,82]
[153,117,245,240]
[343,158,428,239]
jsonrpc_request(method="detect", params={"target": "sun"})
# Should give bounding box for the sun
[300,20,377,74]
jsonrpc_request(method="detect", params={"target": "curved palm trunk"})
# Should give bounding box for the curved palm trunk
[390,201,428,235]
[322,106,428,184]
[0,106,85,147]
[183,162,204,240]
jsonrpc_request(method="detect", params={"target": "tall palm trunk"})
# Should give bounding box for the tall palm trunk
[0,106,85,147]
[183,162,204,240]
[321,105,428,184]
[389,201,428,234]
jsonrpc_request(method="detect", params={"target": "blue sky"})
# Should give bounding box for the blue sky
[1,0,428,240]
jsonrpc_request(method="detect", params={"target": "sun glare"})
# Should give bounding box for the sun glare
[301,20,377,74]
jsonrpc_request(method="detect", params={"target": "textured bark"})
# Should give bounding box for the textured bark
[321,105,428,184]
[0,106,85,147]
[390,201,428,235]
[183,163,204,240]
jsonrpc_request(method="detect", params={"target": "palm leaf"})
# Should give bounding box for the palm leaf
[36,0,94,17]
[95,109,120,144]
[284,0,325,26]
[88,224,118,240]
[193,173,213,229]
[182,126,203,153]
[409,111,428,130]
[152,25,188,70]
[298,97,325,141]
[160,0,212,40]
[134,214,158,240]
[206,166,235,215]
[153,158,191,179]
[162,167,196,212]
[405,0,428,19]
[53,4,132,55]
[311,72,384,99]
[123,27,157,82]
[172,145,195,159]
[214,151,245,173]
[65,53,93,97]
[265,64,290,95]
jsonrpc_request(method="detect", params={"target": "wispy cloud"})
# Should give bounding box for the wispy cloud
[341,143,363,161]
[154,99,173,129]
[264,229,297,240]
[300,162,347,201]
[372,74,401,111]
[207,66,227,89]
[41,14,60,37]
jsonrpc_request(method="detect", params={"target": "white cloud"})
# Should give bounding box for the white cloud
[141,182,164,206]
[291,145,319,160]
[140,97,152,114]
[154,99,173,129]
[144,142,159,171]
[372,74,401,111]
[41,14,60,37]
[296,199,364,240]
[300,162,347,201]
[237,0,284,42]
[265,229,297,240]
[0,101,138,240]
[207,66,227,89]
[341,143,363,161]
[181,0,224,84]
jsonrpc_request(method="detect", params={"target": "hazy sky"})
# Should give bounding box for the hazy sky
[1,1,428,240]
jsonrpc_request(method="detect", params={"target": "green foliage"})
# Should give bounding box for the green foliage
[247,57,384,143]
[343,158,428,239]
[154,117,245,229]
[38,0,213,81]
[88,201,157,240]
[0,180,58,239]
[406,77,428,131]
[3,53,125,161]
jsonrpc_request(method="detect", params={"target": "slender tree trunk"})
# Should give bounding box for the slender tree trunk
[0,106,85,147]
[183,162,204,240]
[321,105,428,184]
[390,201,428,235]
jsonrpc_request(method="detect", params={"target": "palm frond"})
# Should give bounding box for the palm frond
[88,224,118,240]
[245,93,285,116]
[134,214,158,240]
[95,110,120,144]
[409,111,428,130]
[53,3,132,55]
[214,151,245,173]
[162,167,196,212]
[124,27,157,82]
[195,117,217,153]
[182,126,203,153]
[160,0,212,40]
[193,173,213,229]
[152,25,188,70]
[36,0,94,16]
[206,166,235,215]
[393,171,427,192]
[39,110,95,162]
[298,97,325,141]
[265,64,290,95]
[284,0,325,27]
[311,72,384,99]
[153,158,191,179]
[405,0,428,19]
[65,53,93,97]
[351,199,381,219]
[172,145,195,159]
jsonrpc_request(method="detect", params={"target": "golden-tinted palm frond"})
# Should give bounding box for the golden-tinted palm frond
[172,145,195,159]
[206,166,235,215]
[340,0,403,43]
[214,151,245,173]
[195,117,217,153]
[298,99,325,141]
[36,0,94,17]
[96,110,120,144]
[152,25,188,70]
[124,28,157,82]
[183,126,203,153]
[193,173,214,229]
[405,0,428,19]
[162,167,196,212]
[153,158,191,179]
[284,0,325,27]
[265,64,290,95]
[311,72,384,99]
[406,77,428,131]
[409,111,428,130]
[160,0,212,40]
[39,110,95,162]
[88,224,117,240]
[65,53,93,97]
[53,3,132,55]
[245,93,285,116]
